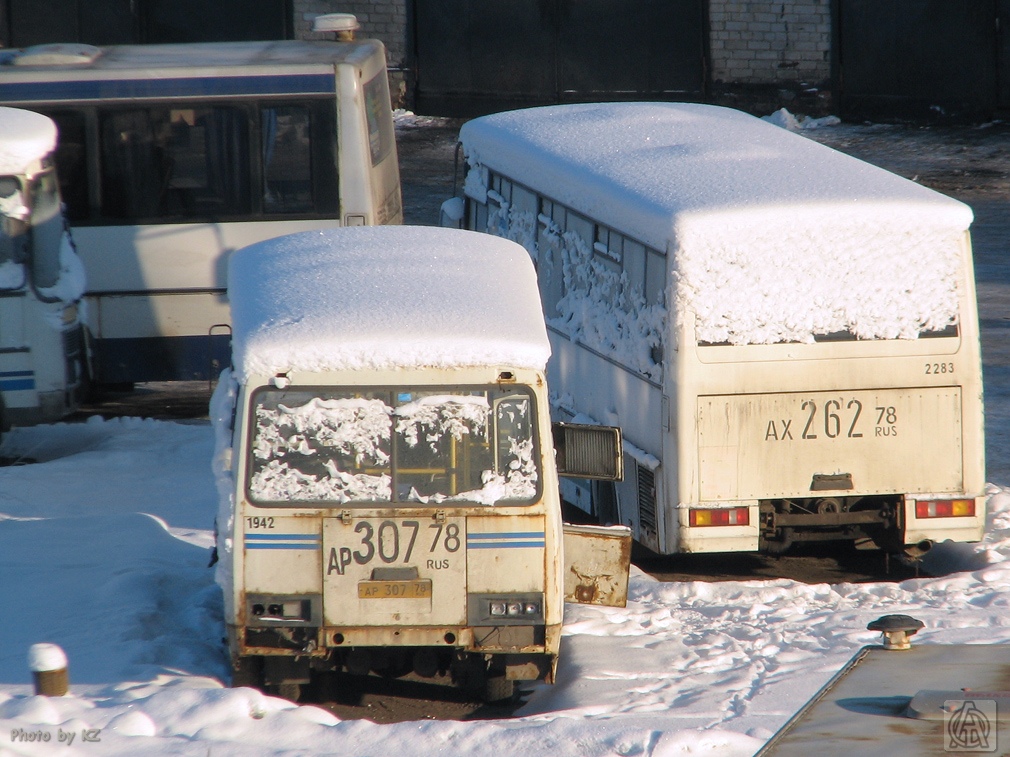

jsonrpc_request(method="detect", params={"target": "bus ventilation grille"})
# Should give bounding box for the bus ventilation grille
[637,464,657,533]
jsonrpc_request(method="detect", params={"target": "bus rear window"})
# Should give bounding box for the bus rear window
[247,385,540,507]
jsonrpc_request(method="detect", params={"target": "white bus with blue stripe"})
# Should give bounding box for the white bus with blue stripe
[0,30,401,388]
[213,226,630,703]
[0,107,85,430]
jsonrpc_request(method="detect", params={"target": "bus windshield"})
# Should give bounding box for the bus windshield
[247,385,540,506]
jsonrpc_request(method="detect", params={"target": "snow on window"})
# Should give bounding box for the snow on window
[250,394,392,503]
[676,210,963,345]
[472,176,666,382]
[394,394,489,451]
[247,387,540,506]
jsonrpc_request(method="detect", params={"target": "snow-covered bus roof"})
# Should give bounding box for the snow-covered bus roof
[228,227,551,379]
[459,102,973,252]
[461,103,974,345]
[0,106,56,175]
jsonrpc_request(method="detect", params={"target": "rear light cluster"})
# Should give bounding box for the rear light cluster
[915,499,975,519]
[490,600,541,617]
[689,507,750,527]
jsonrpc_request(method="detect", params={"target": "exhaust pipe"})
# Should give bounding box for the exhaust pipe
[903,539,933,559]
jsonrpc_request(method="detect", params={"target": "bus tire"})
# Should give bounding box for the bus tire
[230,655,263,689]
[484,675,515,703]
[275,682,301,702]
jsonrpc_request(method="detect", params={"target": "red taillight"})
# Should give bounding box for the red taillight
[689,507,750,527]
[914,499,975,519]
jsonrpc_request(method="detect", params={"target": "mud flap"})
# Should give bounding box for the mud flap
[562,523,632,607]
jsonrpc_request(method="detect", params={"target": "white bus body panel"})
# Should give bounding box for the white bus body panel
[74,220,342,341]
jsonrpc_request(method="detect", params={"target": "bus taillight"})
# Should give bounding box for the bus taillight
[914,499,975,518]
[689,507,750,527]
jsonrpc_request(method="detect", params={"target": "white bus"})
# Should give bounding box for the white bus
[0,31,401,387]
[445,102,986,557]
[0,107,85,430]
[212,226,629,701]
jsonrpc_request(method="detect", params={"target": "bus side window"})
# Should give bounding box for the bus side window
[623,238,646,305]
[472,198,488,232]
[100,107,250,221]
[99,110,166,219]
[645,249,666,306]
[536,198,564,316]
[45,111,88,222]
[261,106,312,214]
[565,211,593,250]
[511,184,536,215]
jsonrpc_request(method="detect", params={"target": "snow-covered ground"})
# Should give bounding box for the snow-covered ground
[1,112,1010,755]
[1,417,1009,756]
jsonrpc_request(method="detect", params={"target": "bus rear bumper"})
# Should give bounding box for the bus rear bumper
[676,503,760,553]
[903,494,986,545]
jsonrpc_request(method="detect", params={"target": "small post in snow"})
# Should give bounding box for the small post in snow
[28,643,69,696]
[866,614,925,651]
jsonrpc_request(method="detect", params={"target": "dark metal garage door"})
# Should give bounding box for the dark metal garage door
[837,0,1010,118]
[1,0,292,47]
[414,0,707,117]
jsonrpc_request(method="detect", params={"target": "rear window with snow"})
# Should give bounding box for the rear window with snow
[247,385,540,507]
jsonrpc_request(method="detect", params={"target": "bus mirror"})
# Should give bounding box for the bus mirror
[553,422,623,481]
[439,197,464,228]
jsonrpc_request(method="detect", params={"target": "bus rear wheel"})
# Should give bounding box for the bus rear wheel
[230,655,263,689]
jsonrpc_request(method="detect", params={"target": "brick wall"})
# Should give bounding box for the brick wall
[708,1,831,86]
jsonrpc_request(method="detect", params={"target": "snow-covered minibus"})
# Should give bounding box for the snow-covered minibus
[213,226,630,701]
[444,102,986,557]
[0,106,85,429]
[0,26,400,387]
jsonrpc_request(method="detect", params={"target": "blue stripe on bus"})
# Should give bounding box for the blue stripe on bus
[466,541,546,549]
[0,371,35,391]
[246,543,320,550]
[467,532,545,540]
[467,532,546,550]
[0,379,34,391]
[0,73,335,103]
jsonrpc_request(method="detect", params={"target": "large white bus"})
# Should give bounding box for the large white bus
[0,29,401,386]
[0,106,85,430]
[213,226,629,701]
[445,102,986,557]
